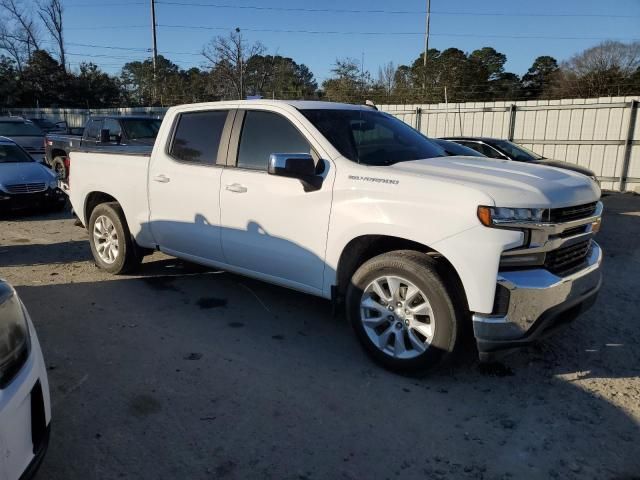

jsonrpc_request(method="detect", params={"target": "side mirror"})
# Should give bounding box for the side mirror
[99,129,110,143]
[268,153,323,191]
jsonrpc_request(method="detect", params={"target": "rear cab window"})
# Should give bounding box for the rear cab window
[85,119,103,140]
[169,110,229,165]
[103,118,122,142]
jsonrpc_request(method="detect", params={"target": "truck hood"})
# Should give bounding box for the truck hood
[388,156,600,208]
[0,161,56,186]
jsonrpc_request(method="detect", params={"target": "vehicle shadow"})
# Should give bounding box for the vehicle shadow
[0,240,93,266]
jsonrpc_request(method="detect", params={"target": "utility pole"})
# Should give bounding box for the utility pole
[151,0,158,102]
[236,27,243,100]
[422,0,431,94]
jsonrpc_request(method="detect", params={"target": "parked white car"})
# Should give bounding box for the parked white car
[0,280,51,479]
[66,100,603,373]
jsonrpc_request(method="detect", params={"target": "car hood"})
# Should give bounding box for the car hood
[388,156,600,208]
[0,161,55,186]
[531,159,596,177]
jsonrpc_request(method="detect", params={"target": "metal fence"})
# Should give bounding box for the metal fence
[5,96,640,191]
[2,107,167,129]
[380,96,640,192]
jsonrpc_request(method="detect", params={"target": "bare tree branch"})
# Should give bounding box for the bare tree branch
[38,0,64,70]
[0,0,40,57]
[202,29,265,99]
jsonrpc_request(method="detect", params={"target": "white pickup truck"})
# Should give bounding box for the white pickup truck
[67,101,603,373]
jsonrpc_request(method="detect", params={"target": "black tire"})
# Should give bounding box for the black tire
[52,156,67,181]
[88,202,142,274]
[347,250,463,374]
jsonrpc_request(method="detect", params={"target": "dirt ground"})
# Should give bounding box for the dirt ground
[1,193,639,480]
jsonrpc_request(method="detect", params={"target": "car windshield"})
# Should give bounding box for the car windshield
[492,140,543,161]
[432,139,485,157]
[0,121,44,137]
[0,144,35,163]
[301,109,446,166]
[120,119,162,140]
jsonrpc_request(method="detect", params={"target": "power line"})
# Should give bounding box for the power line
[154,24,639,41]
[153,1,640,18]
[62,23,639,41]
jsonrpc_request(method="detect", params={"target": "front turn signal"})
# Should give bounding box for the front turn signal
[477,206,492,226]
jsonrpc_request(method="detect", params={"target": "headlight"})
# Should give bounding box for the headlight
[477,206,545,226]
[0,283,30,388]
[49,178,58,189]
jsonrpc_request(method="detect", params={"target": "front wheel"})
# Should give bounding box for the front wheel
[347,251,462,374]
[88,202,142,274]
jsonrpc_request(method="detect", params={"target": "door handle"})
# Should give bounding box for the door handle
[225,183,247,193]
[153,174,170,183]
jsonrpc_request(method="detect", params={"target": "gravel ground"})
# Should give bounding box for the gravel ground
[1,193,639,480]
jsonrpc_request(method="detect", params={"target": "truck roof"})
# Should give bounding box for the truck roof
[168,100,374,112]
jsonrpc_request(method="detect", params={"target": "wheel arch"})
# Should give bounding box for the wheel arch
[51,148,67,160]
[334,234,468,311]
[84,191,119,226]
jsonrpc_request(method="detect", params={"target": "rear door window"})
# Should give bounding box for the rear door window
[169,110,229,164]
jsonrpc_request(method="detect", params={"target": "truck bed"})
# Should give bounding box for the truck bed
[68,149,153,245]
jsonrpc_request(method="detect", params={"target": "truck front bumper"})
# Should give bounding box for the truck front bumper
[473,241,602,360]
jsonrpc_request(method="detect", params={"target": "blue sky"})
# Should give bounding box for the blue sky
[61,0,640,82]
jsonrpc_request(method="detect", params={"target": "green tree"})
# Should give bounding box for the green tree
[522,56,559,98]
[72,62,121,107]
[244,55,317,99]
[18,49,68,106]
[322,58,371,103]
[469,47,506,81]
[0,55,19,106]
[120,55,182,106]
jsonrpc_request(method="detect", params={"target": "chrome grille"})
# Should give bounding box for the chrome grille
[548,202,597,223]
[545,239,592,276]
[5,183,47,194]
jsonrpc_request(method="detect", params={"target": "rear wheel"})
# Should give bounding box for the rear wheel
[52,156,67,181]
[88,202,142,274]
[347,250,462,374]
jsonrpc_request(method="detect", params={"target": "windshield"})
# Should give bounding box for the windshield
[301,109,446,166]
[0,144,35,163]
[0,121,44,137]
[492,140,543,161]
[432,139,485,157]
[121,119,162,140]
